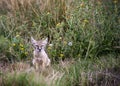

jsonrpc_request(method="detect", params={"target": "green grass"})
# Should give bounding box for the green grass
[0,0,119,61]
[0,0,120,86]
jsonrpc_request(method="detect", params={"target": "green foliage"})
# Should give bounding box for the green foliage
[0,36,10,54]
[11,35,29,61]
[0,0,119,61]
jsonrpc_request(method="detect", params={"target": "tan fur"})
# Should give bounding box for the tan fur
[31,37,51,71]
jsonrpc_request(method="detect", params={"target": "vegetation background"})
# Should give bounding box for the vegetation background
[0,0,120,86]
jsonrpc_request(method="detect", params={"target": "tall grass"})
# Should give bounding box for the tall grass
[61,55,120,86]
[0,0,119,61]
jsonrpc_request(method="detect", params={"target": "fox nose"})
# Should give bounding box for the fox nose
[38,48,42,52]
[37,47,42,52]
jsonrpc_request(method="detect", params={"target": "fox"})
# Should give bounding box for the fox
[31,37,51,71]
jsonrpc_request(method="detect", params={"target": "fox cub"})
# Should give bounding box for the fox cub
[31,37,51,70]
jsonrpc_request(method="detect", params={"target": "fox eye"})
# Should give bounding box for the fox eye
[35,45,39,48]
[40,45,44,47]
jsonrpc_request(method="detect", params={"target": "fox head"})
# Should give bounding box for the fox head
[31,37,48,52]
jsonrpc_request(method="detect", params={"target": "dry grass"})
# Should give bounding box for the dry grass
[0,56,120,86]
[0,60,67,86]
[0,0,75,24]
[0,0,34,11]
[0,0,67,19]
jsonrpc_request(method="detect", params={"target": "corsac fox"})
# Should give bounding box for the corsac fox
[31,37,51,70]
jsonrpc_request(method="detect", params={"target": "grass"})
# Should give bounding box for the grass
[59,54,120,86]
[0,0,119,61]
[0,54,120,86]
[0,0,120,86]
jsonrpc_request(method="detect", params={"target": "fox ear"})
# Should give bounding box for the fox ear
[31,37,37,45]
[42,38,48,45]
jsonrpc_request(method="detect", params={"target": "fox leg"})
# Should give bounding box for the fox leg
[46,59,51,67]
[42,62,45,71]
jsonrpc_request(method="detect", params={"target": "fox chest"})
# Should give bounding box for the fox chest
[34,51,48,61]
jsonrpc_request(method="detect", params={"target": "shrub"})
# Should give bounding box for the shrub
[0,0,119,61]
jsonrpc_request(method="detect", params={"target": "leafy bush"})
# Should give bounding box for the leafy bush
[0,0,119,61]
